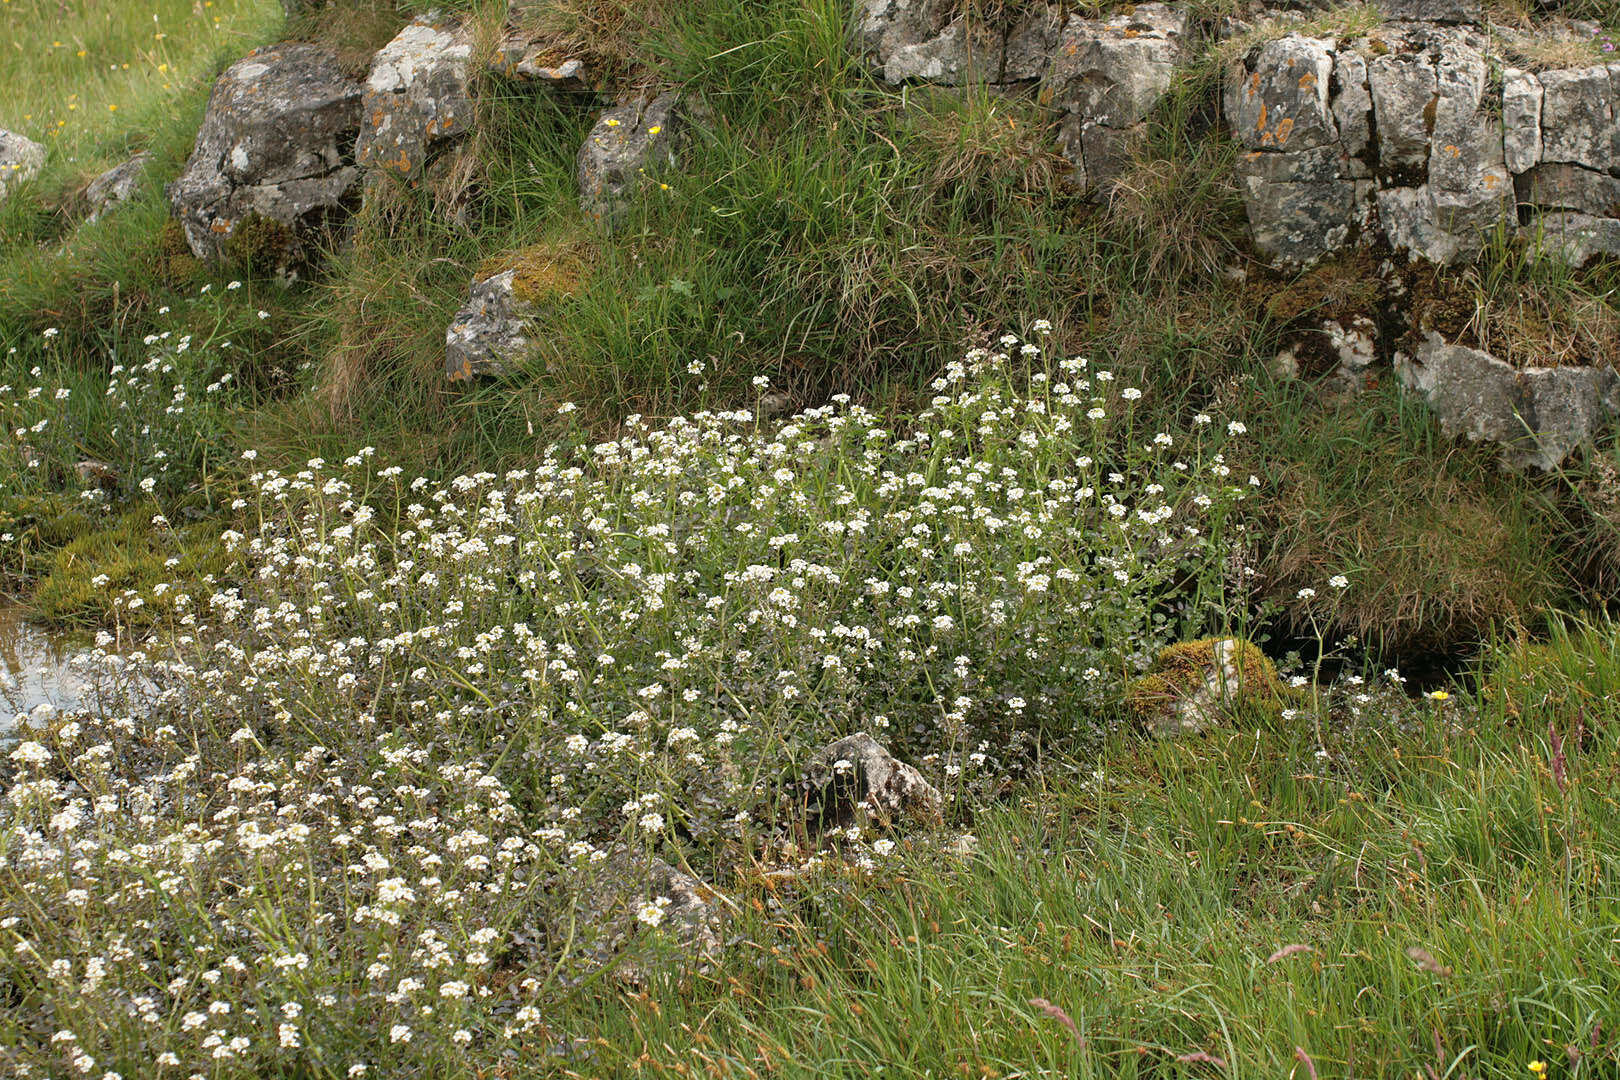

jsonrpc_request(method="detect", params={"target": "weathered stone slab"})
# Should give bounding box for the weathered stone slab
[356,21,474,177]
[85,152,149,222]
[166,44,362,269]
[1396,332,1620,470]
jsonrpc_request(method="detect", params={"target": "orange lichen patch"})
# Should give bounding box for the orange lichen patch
[1298,72,1316,89]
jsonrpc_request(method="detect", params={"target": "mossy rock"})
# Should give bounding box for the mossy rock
[1126,637,1287,737]
[30,509,236,630]
[475,240,589,305]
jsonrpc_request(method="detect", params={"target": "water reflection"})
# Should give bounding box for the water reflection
[0,606,95,740]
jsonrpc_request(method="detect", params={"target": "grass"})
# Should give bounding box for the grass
[0,0,281,207]
[551,706,1620,1079]
[2,3,1620,1073]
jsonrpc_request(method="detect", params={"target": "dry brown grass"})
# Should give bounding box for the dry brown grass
[505,0,670,90]
[283,0,412,77]
[1462,273,1620,368]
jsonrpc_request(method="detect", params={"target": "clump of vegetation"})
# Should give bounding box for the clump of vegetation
[1477,612,1620,723]
[28,508,237,629]
[1127,635,1288,734]
[0,340,1261,1074]
[477,237,590,303]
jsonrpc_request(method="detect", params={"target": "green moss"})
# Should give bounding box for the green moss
[30,509,236,630]
[0,493,101,582]
[223,212,300,277]
[1126,637,1287,734]
[155,219,202,287]
[476,240,590,305]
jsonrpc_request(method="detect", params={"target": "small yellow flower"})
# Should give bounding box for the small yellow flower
[1528,1062,1548,1078]
[648,125,661,135]
[1428,690,1450,702]
[107,104,118,112]
[604,117,620,127]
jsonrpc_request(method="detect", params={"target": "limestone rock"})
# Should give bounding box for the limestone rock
[1044,3,1188,192]
[1319,315,1379,400]
[493,24,590,88]
[1128,638,1284,737]
[1501,68,1543,175]
[356,21,475,177]
[445,269,535,380]
[1375,0,1481,23]
[1538,64,1620,171]
[1331,51,1374,177]
[853,0,1001,85]
[1525,210,1620,266]
[576,92,684,230]
[1516,163,1620,219]
[166,44,362,268]
[1396,332,1620,470]
[0,130,45,201]
[1367,47,1439,174]
[1225,36,1337,153]
[798,733,943,831]
[85,152,150,222]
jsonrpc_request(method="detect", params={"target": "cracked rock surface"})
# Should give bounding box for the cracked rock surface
[166,44,362,267]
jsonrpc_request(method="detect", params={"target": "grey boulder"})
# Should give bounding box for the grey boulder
[355,21,474,177]
[446,269,536,380]
[577,92,685,230]
[1396,332,1620,470]
[1045,3,1188,193]
[0,130,45,201]
[798,733,943,831]
[85,152,150,222]
[166,44,362,269]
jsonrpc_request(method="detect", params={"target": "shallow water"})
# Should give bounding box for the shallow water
[0,606,95,740]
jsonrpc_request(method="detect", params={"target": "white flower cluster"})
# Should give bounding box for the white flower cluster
[0,335,1251,1075]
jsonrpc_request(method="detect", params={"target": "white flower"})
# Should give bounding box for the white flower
[1328,575,1349,589]
[1297,587,1316,600]
[637,896,672,927]
[1227,421,1247,435]
[389,1024,412,1044]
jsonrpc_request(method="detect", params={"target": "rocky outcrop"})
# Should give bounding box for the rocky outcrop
[1045,3,1189,194]
[577,92,685,230]
[1225,19,1620,267]
[446,244,584,379]
[1396,333,1620,470]
[797,733,943,831]
[167,44,362,270]
[355,21,474,177]
[0,130,45,202]
[85,152,150,222]
[854,0,1055,85]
